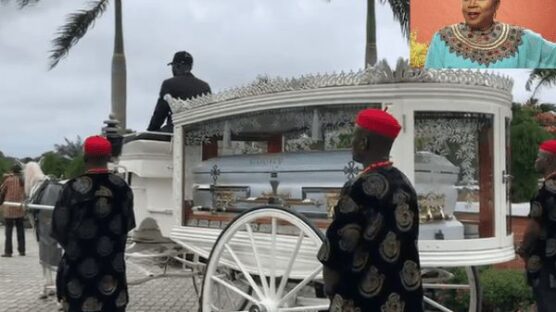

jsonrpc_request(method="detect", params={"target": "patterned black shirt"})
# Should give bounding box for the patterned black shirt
[51,173,136,312]
[318,166,424,312]
[527,176,556,288]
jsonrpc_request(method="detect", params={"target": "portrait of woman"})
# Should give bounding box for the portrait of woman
[423,0,556,69]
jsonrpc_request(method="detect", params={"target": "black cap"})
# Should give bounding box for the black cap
[167,51,193,66]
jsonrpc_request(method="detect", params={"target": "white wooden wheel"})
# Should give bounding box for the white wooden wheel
[422,266,481,312]
[201,206,328,312]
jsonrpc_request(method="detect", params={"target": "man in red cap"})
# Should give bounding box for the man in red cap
[318,109,423,311]
[51,135,136,312]
[517,139,556,312]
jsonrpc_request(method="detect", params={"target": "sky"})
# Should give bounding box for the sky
[0,0,554,158]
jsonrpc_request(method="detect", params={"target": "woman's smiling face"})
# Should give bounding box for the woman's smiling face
[462,0,499,30]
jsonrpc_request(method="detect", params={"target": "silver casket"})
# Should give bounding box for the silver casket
[415,151,459,221]
[414,151,464,240]
[192,150,352,219]
[191,149,464,240]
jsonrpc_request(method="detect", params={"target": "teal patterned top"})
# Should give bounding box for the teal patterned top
[425,22,556,69]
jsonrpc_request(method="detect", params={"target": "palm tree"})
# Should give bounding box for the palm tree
[6,0,410,126]
[366,0,409,67]
[5,0,127,129]
[526,69,556,100]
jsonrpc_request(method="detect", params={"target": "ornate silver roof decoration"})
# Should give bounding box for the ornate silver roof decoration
[167,58,514,114]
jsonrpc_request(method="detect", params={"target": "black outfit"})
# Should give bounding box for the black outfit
[318,166,424,312]
[5,218,25,255]
[525,176,556,312]
[147,73,211,132]
[51,173,136,312]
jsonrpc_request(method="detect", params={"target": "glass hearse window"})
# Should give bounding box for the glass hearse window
[182,104,382,223]
[283,103,381,152]
[414,111,495,240]
[184,104,381,157]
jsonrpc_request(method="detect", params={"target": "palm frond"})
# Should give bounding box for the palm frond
[380,0,410,40]
[526,69,556,98]
[49,0,110,69]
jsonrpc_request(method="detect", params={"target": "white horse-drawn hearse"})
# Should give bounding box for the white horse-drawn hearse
[7,60,515,311]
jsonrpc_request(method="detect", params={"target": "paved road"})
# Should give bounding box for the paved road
[0,227,199,312]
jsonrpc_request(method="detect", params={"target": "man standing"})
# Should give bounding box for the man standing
[0,164,26,257]
[147,51,211,132]
[517,139,556,312]
[51,135,136,312]
[318,109,423,311]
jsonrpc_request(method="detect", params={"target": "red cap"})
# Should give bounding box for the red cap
[355,108,401,139]
[83,135,112,157]
[540,139,556,155]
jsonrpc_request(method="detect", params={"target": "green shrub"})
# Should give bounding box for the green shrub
[64,154,85,179]
[480,267,533,312]
[510,105,551,202]
[424,267,533,312]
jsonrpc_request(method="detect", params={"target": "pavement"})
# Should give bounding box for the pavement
[0,227,199,312]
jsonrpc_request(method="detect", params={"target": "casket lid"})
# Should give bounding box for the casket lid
[415,151,459,175]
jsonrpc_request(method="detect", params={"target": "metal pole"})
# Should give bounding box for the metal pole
[2,201,54,211]
[111,0,127,130]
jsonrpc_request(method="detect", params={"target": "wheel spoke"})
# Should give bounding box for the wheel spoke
[223,279,235,307]
[276,231,305,299]
[423,295,454,312]
[246,223,270,298]
[278,304,330,312]
[278,265,323,306]
[423,283,471,290]
[270,217,277,296]
[225,244,265,300]
[212,274,259,306]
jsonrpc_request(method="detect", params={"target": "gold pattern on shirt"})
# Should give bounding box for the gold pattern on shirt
[362,173,389,199]
[395,203,414,232]
[400,260,421,291]
[380,232,400,263]
[364,213,384,241]
[352,247,369,272]
[359,266,385,298]
[338,196,360,214]
[82,297,103,312]
[381,293,405,312]
[392,190,409,205]
[338,224,362,252]
[94,185,113,198]
[72,176,93,194]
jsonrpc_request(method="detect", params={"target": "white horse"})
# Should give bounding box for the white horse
[23,162,65,300]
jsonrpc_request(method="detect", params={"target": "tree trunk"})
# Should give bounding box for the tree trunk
[111,0,127,130]
[365,0,377,67]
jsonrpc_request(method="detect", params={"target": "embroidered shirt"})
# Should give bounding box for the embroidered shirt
[51,173,136,312]
[425,22,556,68]
[526,176,556,288]
[318,166,423,311]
